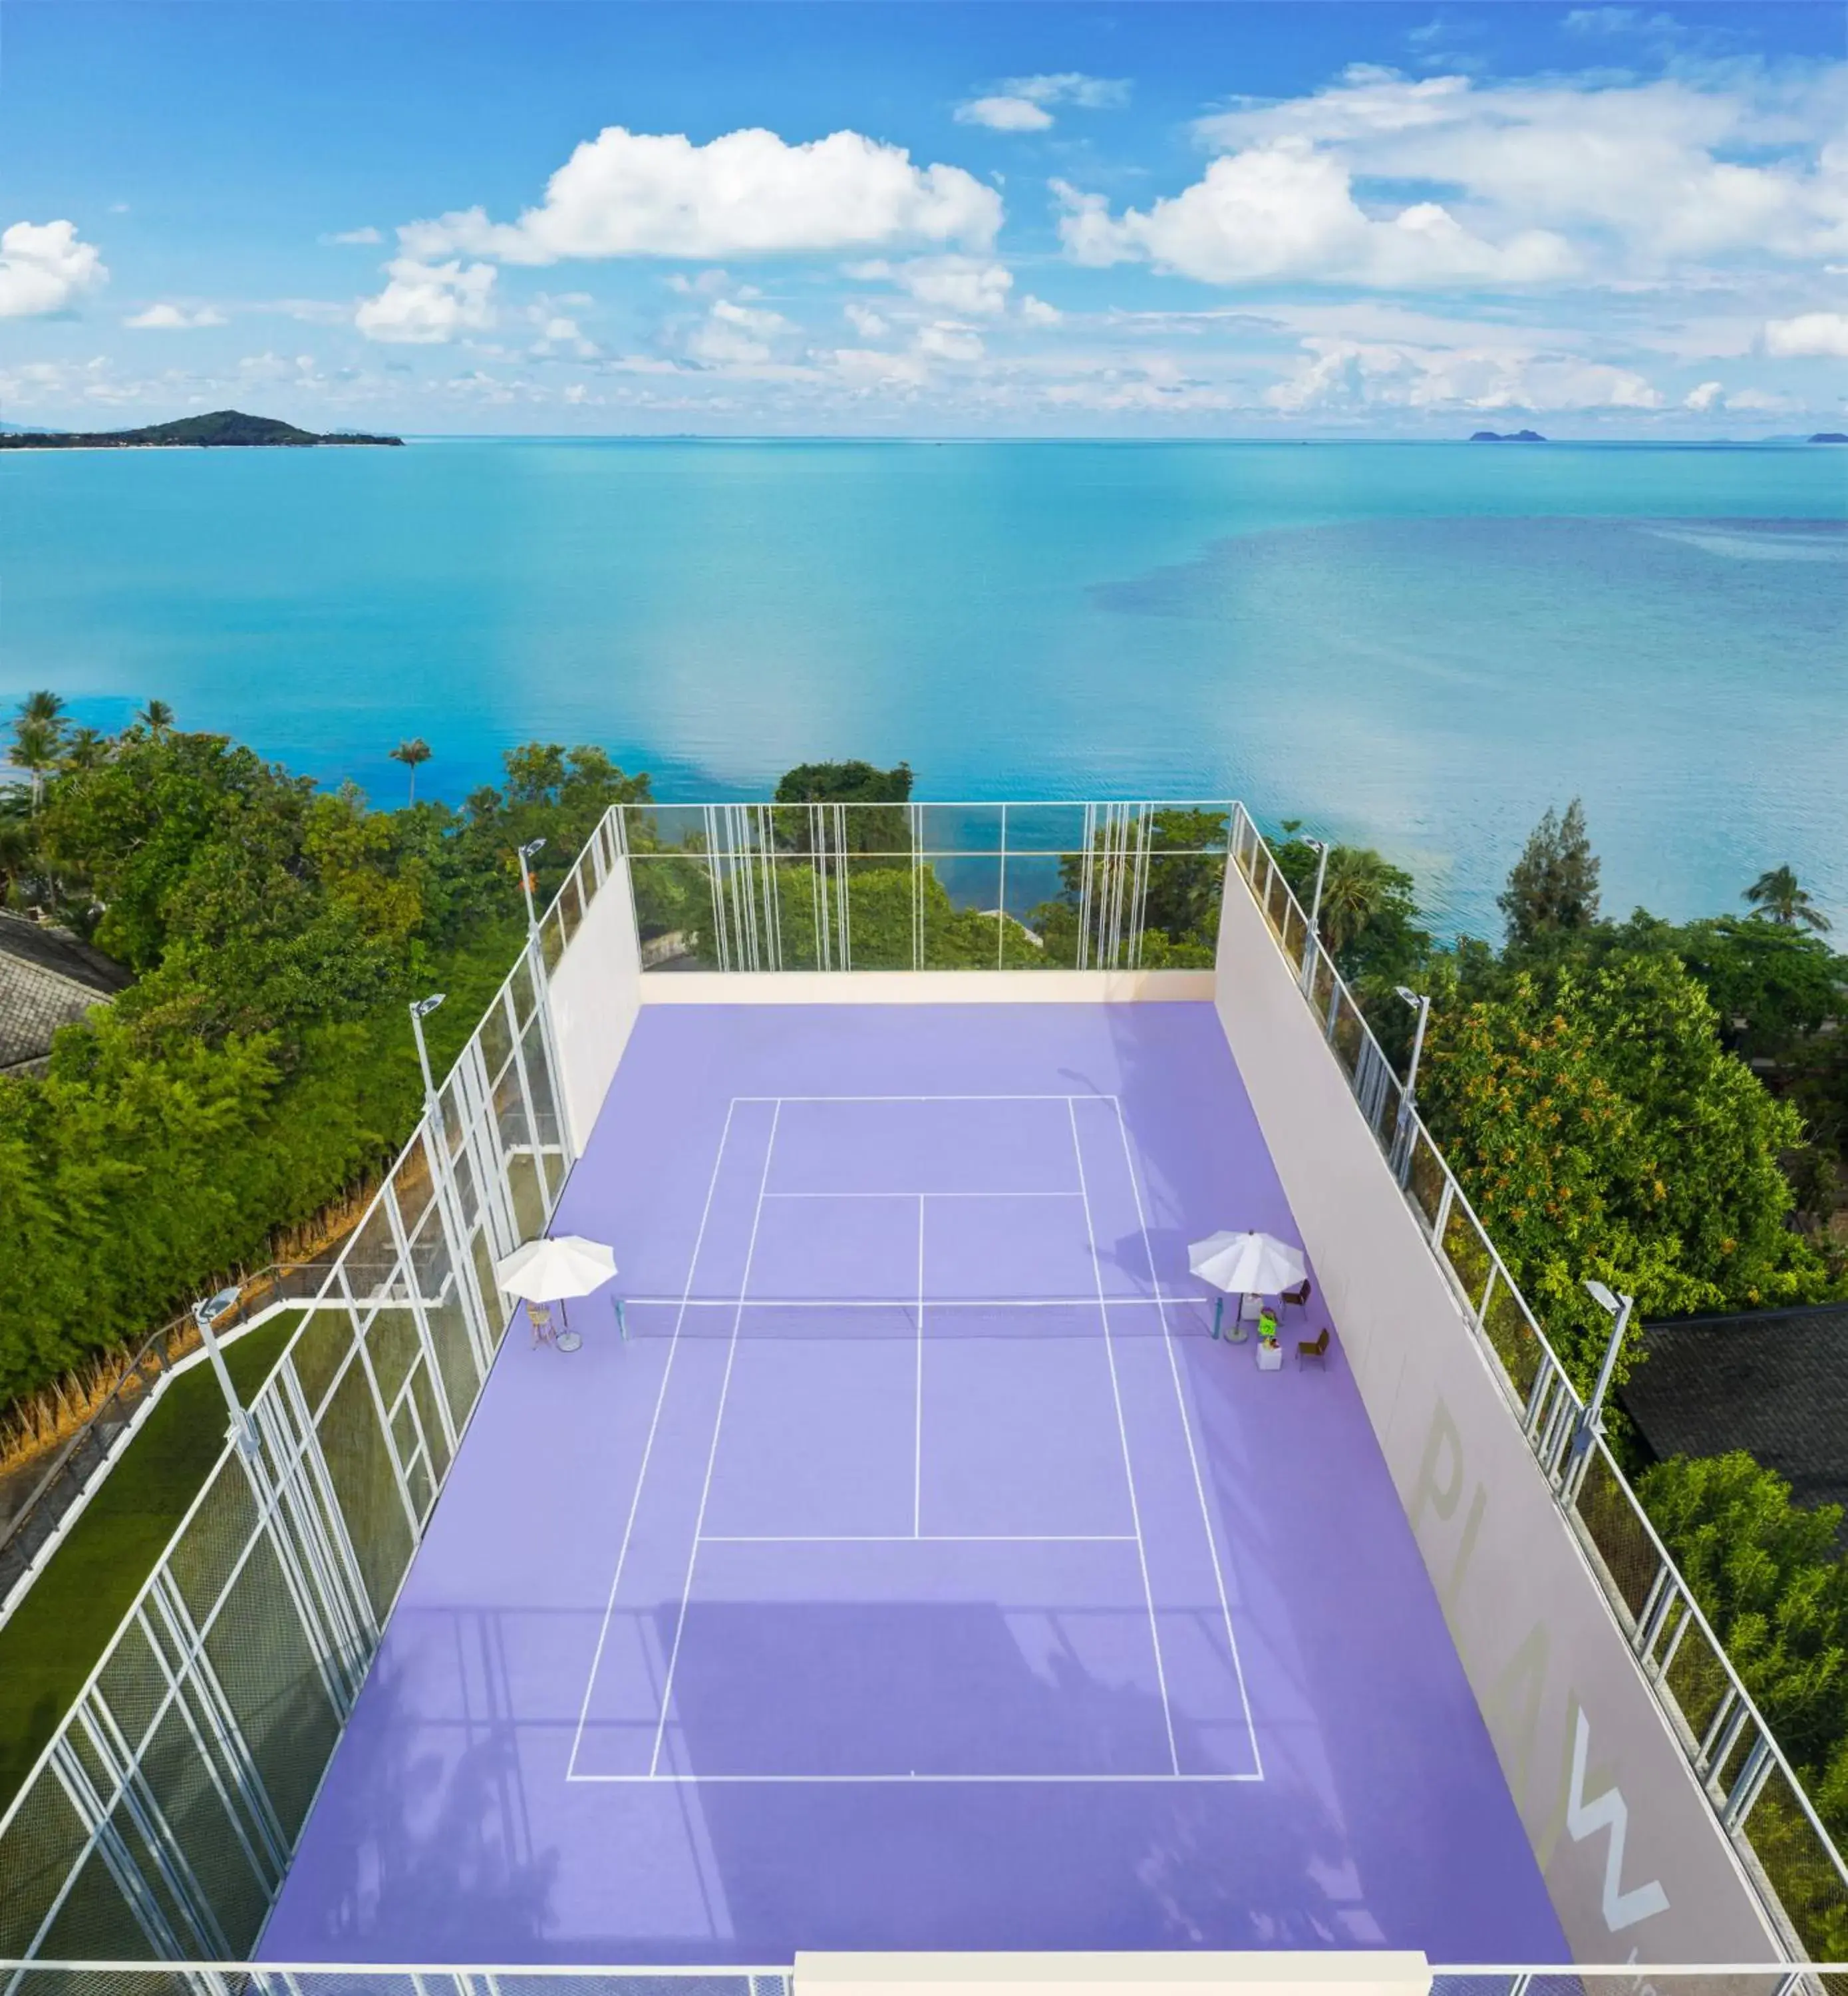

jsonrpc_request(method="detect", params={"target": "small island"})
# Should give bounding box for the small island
[1468,428,1547,442]
[0,409,402,450]
[1809,432,1848,444]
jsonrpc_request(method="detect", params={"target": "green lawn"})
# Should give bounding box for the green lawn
[0,1309,305,1810]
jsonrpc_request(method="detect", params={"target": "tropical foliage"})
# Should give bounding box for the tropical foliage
[0,699,649,1406]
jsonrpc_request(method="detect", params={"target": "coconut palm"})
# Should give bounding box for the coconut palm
[19,690,65,729]
[135,699,175,738]
[10,718,61,812]
[61,726,110,772]
[389,737,433,803]
[1745,865,1831,934]
[1315,845,1400,955]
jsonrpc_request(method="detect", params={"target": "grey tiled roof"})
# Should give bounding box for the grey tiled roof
[1621,1303,1848,1545]
[0,914,130,1073]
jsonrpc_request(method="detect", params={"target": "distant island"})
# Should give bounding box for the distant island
[1810,432,1848,444]
[0,409,402,450]
[1469,429,1547,442]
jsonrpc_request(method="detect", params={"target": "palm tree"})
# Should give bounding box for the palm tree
[1316,845,1398,955]
[61,726,110,772]
[135,699,175,738]
[20,690,65,729]
[1744,865,1831,934]
[389,737,433,803]
[10,718,60,812]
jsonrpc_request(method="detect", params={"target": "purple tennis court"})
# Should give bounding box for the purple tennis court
[261,1002,1566,1963]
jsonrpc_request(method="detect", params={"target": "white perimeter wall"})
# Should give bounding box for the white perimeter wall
[548,854,644,1155]
[1213,861,1781,1963]
[640,969,1214,1005]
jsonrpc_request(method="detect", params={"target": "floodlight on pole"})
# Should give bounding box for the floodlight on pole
[1301,838,1330,994]
[193,1291,261,1459]
[1390,985,1432,1184]
[518,838,547,941]
[408,993,446,1111]
[1567,1277,1635,1494]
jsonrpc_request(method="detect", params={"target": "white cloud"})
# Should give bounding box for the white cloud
[957,97,1054,133]
[915,323,985,362]
[1721,386,1795,413]
[1191,65,1848,271]
[126,303,225,329]
[956,72,1128,132]
[1019,294,1063,326]
[1006,73,1131,110]
[844,301,890,339]
[1764,311,1848,358]
[398,126,1001,265]
[355,257,497,343]
[323,226,383,246]
[831,346,931,389]
[1265,333,1663,412]
[1684,379,1724,411]
[875,255,1015,317]
[1056,143,1577,288]
[0,220,107,319]
[688,297,793,366]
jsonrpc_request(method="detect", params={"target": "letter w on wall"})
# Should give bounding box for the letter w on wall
[1568,1706,1670,1931]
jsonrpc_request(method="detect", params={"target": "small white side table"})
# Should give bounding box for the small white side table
[1255,1341,1283,1372]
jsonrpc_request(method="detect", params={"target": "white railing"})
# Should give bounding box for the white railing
[1225,803,1848,1965]
[0,810,625,1966]
[3,796,1843,1970]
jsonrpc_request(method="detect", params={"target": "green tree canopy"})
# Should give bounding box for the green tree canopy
[1498,798,1601,951]
[1420,950,1829,1389]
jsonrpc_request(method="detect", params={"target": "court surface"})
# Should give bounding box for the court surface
[262,1003,1567,1963]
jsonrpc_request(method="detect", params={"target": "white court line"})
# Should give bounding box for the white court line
[615,1295,1135,1309]
[565,1100,740,1782]
[730,1092,1095,1102]
[1067,1097,1180,1777]
[698,1533,1140,1545]
[572,1770,1261,1785]
[914,1194,925,1539]
[647,1101,783,1778]
[758,1190,1082,1199]
[1105,1092,1265,1784]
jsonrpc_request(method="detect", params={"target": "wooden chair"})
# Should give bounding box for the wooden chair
[1297,1327,1330,1369]
[1281,1278,1312,1319]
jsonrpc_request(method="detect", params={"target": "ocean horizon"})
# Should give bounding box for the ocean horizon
[3,435,1843,937]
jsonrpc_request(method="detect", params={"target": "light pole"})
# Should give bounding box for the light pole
[1301,838,1329,993]
[518,838,547,943]
[1391,985,1431,1183]
[409,993,446,1112]
[193,1290,261,1458]
[1567,1279,1634,1496]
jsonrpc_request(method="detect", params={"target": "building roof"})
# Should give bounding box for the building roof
[1622,1302,1848,1540]
[0,911,132,1074]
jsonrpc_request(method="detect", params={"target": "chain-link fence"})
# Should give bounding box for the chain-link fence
[1227,806,1848,1965]
[0,811,608,1964]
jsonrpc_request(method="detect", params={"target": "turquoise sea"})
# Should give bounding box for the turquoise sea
[1,438,1843,936]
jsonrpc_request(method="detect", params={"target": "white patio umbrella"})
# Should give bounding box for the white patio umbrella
[1187,1230,1307,1340]
[494,1236,617,1353]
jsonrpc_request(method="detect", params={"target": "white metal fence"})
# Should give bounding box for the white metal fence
[0,812,624,1963]
[615,799,1232,974]
[1224,804,1848,1967]
[2,798,1844,1971]
[0,1962,1839,1996]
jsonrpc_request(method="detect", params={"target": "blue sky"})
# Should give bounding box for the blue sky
[3,2,1844,434]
